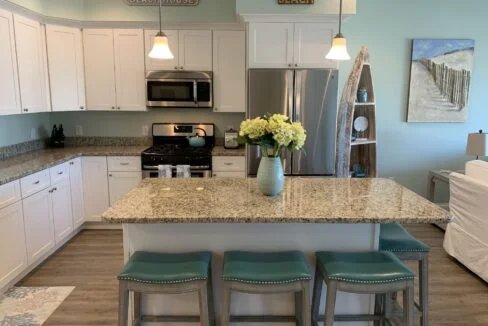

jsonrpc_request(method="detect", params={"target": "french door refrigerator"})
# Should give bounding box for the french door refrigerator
[247,69,339,176]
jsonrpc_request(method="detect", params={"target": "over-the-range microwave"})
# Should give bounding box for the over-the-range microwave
[146,71,213,108]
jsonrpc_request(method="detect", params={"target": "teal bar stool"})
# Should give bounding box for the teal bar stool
[380,224,430,326]
[118,251,214,326]
[312,251,415,326]
[220,251,312,326]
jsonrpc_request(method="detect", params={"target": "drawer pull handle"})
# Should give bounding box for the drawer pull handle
[33,181,40,185]
[70,162,74,165]
[120,163,130,166]
[224,163,234,166]
[58,172,64,175]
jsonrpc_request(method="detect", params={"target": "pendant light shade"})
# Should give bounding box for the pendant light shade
[149,32,174,59]
[149,0,174,60]
[326,0,350,61]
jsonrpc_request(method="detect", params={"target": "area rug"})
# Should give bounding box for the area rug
[0,287,74,326]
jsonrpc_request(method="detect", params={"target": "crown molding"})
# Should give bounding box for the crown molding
[238,13,352,24]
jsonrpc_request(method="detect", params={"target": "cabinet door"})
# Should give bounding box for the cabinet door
[23,188,54,264]
[114,29,146,111]
[108,172,141,206]
[0,202,27,289]
[248,23,294,68]
[144,29,179,71]
[178,30,212,71]
[0,9,21,115]
[212,31,246,113]
[50,180,73,244]
[69,158,84,229]
[82,157,109,221]
[13,14,48,113]
[46,25,85,112]
[294,23,337,69]
[83,29,116,111]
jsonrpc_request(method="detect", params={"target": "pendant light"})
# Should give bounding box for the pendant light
[148,0,174,60]
[326,0,351,61]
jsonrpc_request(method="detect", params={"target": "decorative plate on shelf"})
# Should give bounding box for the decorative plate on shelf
[353,116,369,132]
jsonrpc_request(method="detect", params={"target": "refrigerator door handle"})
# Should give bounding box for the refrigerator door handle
[295,71,302,122]
[287,71,294,119]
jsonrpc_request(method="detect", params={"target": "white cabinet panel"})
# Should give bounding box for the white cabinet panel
[178,30,212,71]
[0,9,21,115]
[13,14,48,113]
[0,180,21,210]
[248,23,294,68]
[20,169,50,199]
[46,24,85,111]
[0,202,27,289]
[213,31,246,113]
[212,171,246,178]
[294,23,337,69]
[69,158,84,229]
[213,156,246,172]
[107,156,141,172]
[49,161,69,185]
[50,179,73,244]
[144,29,179,71]
[82,157,109,222]
[114,29,146,111]
[23,188,54,264]
[83,29,116,111]
[108,172,141,206]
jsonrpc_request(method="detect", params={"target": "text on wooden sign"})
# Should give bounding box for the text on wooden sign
[125,0,199,6]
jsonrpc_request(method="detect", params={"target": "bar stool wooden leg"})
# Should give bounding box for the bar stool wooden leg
[295,291,303,326]
[207,276,215,326]
[220,283,231,326]
[420,254,429,326]
[311,265,323,326]
[133,292,141,326]
[301,281,312,326]
[118,281,129,326]
[199,281,210,326]
[404,281,415,326]
[324,282,337,326]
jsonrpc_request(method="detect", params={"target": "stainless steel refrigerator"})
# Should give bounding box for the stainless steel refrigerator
[247,69,339,176]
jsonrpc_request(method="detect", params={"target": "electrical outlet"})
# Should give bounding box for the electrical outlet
[75,125,83,136]
[30,128,38,140]
[142,125,149,137]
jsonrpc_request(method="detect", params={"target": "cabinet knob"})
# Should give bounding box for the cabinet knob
[180,66,184,70]
[174,66,179,70]
[214,107,218,112]
[294,64,298,67]
[80,106,84,110]
[109,174,113,177]
[111,106,115,110]
[70,162,74,165]
[24,108,29,112]
[58,171,63,175]
[117,106,121,110]
[288,64,292,67]
[33,181,40,185]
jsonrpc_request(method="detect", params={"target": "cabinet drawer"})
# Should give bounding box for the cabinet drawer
[0,180,21,210]
[20,169,50,198]
[50,162,70,185]
[212,156,245,172]
[212,171,246,178]
[107,156,141,172]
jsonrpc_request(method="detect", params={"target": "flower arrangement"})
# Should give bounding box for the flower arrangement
[238,114,307,157]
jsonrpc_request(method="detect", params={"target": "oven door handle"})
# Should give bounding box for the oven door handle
[143,165,211,171]
[193,80,198,104]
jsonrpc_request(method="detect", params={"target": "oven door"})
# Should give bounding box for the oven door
[146,79,197,107]
[142,166,212,178]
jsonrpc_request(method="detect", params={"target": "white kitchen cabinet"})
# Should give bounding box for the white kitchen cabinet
[46,24,85,112]
[212,31,246,113]
[212,156,246,178]
[50,179,73,244]
[212,171,246,178]
[82,157,109,222]
[68,158,84,229]
[108,172,141,206]
[23,188,54,264]
[144,29,179,71]
[83,29,116,111]
[0,180,21,210]
[248,23,294,68]
[0,9,21,115]
[293,23,336,69]
[144,29,212,71]
[13,14,48,113]
[114,29,146,111]
[0,202,27,289]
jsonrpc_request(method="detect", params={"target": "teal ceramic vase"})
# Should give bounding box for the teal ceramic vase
[256,157,284,196]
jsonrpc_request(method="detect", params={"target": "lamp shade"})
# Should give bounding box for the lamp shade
[148,33,174,60]
[467,131,488,157]
[326,36,351,61]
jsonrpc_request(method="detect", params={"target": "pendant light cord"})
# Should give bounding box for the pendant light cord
[338,0,343,36]
[158,0,162,34]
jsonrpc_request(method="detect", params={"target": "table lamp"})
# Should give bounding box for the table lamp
[466,130,488,159]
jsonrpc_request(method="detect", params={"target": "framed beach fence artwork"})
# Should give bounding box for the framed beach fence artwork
[407,39,475,122]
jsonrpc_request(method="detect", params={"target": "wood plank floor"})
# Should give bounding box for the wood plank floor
[18,226,488,325]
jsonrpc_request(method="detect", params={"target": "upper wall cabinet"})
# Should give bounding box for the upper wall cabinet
[46,25,85,112]
[0,9,21,116]
[13,14,49,113]
[248,22,337,69]
[84,29,145,111]
[213,31,246,113]
[144,29,212,71]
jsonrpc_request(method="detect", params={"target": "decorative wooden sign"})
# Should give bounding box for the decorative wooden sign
[125,0,199,6]
[277,0,315,4]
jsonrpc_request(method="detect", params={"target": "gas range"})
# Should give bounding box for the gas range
[141,123,214,178]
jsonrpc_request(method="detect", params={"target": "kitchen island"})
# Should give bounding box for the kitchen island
[102,177,449,326]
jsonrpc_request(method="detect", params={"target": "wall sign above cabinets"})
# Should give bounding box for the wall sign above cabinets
[125,0,199,5]
[277,0,315,4]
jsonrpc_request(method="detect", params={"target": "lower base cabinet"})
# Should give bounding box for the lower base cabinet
[108,171,141,206]
[82,157,109,222]
[22,188,54,264]
[51,179,73,244]
[69,158,85,228]
[0,202,27,289]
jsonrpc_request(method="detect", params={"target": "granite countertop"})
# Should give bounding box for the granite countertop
[0,146,146,186]
[101,177,450,224]
[211,146,245,156]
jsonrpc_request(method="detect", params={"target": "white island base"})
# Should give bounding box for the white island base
[123,223,380,326]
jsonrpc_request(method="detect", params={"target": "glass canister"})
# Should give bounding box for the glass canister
[357,87,368,103]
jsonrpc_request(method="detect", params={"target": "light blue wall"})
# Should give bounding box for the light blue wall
[0,113,50,147]
[339,0,487,195]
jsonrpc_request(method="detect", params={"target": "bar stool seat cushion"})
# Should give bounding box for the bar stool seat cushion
[380,224,430,252]
[316,251,415,284]
[222,251,312,284]
[118,251,212,284]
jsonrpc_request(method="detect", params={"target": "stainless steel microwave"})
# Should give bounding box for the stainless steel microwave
[146,71,213,108]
